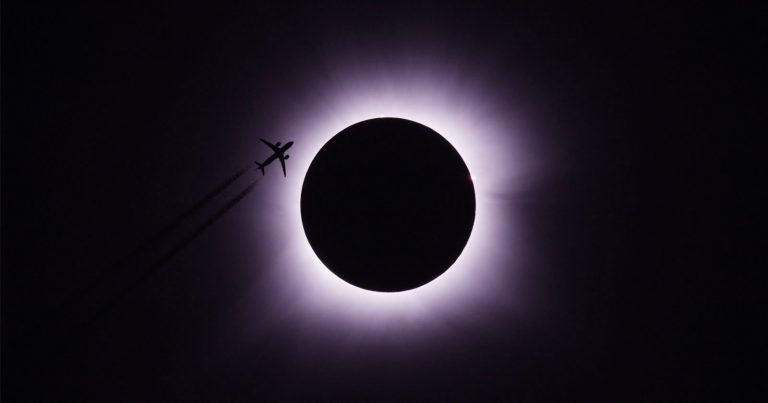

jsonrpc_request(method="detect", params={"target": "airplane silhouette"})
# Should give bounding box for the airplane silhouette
[255,139,294,177]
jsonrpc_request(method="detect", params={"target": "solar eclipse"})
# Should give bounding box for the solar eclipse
[301,118,476,292]
[250,51,541,336]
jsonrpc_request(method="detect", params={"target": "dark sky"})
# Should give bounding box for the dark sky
[2,2,760,402]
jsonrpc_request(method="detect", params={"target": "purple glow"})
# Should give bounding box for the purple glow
[238,45,547,346]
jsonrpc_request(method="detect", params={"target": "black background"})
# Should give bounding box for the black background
[2,2,761,401]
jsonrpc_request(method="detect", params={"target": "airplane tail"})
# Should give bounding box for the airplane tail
[254,162,265,175]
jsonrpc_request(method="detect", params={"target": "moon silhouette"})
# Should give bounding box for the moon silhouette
[301,118,476,292]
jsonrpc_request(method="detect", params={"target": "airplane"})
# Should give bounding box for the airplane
[255,138,294,177]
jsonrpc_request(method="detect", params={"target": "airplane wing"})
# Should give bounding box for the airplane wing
[260,138,280,153]
[278,155,287,177]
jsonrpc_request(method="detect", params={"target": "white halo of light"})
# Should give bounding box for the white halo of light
[246,51,543,343]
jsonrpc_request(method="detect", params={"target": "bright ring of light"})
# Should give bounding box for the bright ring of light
[247,51,542,343]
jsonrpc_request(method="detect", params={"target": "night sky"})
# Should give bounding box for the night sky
[2,2,760,402]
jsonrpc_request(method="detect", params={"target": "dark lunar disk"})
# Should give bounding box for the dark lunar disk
[301,118,475,292]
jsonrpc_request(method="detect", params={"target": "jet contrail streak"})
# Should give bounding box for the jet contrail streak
[54,166,250,315]
[81,179,259,328]
[143,167,250,246]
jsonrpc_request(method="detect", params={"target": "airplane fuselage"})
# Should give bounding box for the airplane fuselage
[260,142,292,166]
[255,140,294,176]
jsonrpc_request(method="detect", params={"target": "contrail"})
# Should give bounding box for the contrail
[36,178,260,364]
[82,179,260,328]
[141,167,250,247]
[54,166,250,315]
